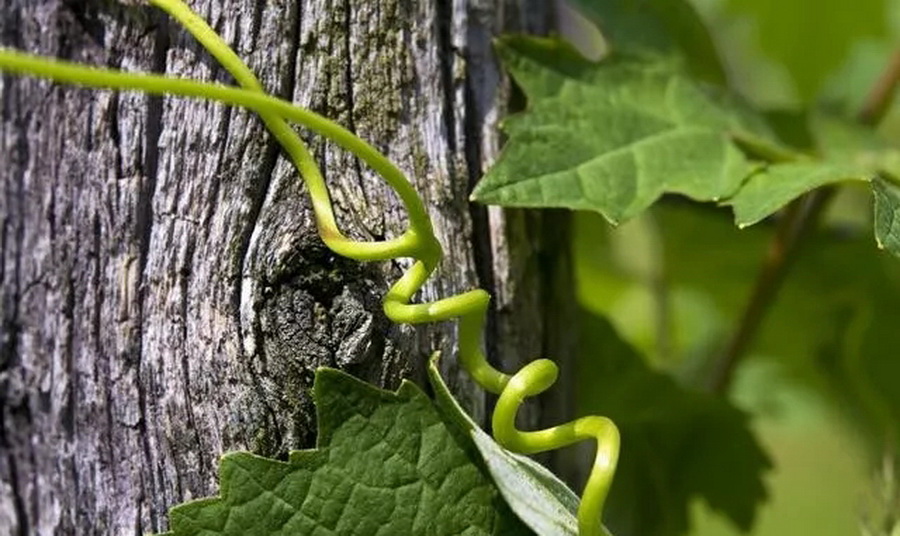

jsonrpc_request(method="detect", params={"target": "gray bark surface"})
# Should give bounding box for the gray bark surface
[0,1,566,534]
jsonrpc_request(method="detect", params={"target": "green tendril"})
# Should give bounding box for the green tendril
[0,2,620,533]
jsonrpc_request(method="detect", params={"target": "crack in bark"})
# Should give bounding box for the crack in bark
[458,4,501,375]
[250,0,265,47]
[60,233,79,532]
[341,0,369,210]
[108,91,124,181]
[62,252,77,441]
[4,453,27,536]
[132,13,170,531]
[231,0,306,456]
[436,0,457,154]
[232,124,284,447]
[0,17,29,526]
[177,233,207,484]
[203,106,231,226]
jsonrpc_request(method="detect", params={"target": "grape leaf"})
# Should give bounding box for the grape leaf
[157,368,532,536]
[477,30,900,261]
[576,310,770,536]
[809,113,900,258]
[795,228,900,460]
[727,161,868,227]
[717,111,900,258]
[566,0,726,84]
[426,354,612,536]
[471,34,776,225]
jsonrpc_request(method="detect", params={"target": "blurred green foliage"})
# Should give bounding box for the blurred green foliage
[532,0,900,534]
[575,310,770,536]
[723,0,889,101]
[573,194,900,534]
[692,0,899,109]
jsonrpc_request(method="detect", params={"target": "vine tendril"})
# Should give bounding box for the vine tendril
[0,2,620,533]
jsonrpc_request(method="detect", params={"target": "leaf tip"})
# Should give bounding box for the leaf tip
[469,182,494,203]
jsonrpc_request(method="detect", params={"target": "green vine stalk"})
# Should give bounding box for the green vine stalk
[0,1,621,534]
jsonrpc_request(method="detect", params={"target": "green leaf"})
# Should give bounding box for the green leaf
[874,177,900,256]
[426,354,612,536]
[576,310,771,536]
[808,113,900,258]
[727,162,868,227]
[472,35,775,225]
[721,113,877,229]
[567,0,727,84]
[159,368,532,536]
[725,113,900,253]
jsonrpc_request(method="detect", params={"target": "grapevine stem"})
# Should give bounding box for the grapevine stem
[707,189,833,393]
[0,2,620,534]
[858,48,900,126]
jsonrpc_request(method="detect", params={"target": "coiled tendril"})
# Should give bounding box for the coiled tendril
[0,1,620,533]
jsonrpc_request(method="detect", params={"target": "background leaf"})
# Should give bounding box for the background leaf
[575,310,770,536]
[725,110,900,253]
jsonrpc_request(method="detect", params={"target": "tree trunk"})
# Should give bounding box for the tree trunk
[0,1,564,534]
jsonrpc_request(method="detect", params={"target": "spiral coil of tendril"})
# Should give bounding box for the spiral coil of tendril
[0,1,620,533]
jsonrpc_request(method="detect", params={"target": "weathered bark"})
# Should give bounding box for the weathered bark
[0,0,565,534]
